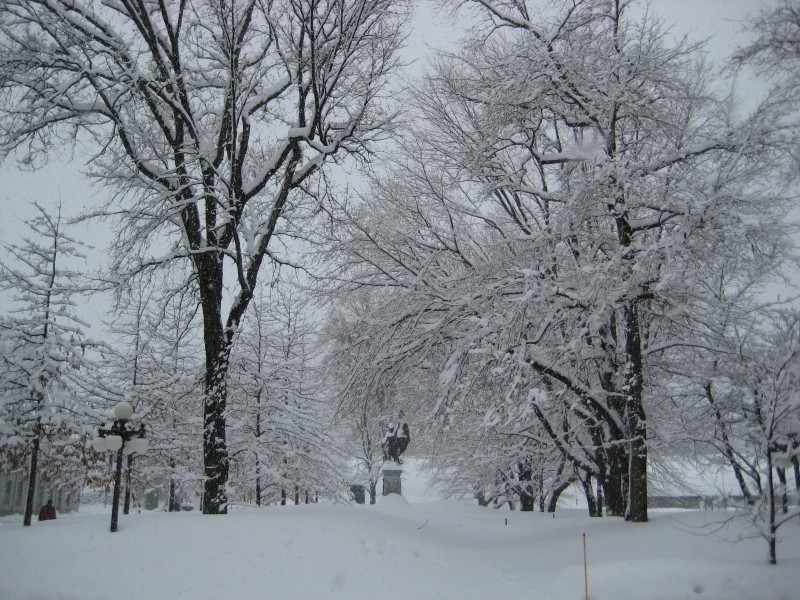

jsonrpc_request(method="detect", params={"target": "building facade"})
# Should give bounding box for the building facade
[0,469,80,517]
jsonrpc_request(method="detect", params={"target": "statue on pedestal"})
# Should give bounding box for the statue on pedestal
[381,411,410,464]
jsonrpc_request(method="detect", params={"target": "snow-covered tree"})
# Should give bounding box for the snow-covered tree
[0,0,409,514]
[735,0,800,91]
[693,309,800,564]
[228,281,342,505]
[324,0,795,522]
[90,276,204,513]
[733,0,800,176]
[323,292,402,504]
[0,203,97,525]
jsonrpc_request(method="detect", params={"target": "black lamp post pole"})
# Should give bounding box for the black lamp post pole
[97,414,145,533]
[110,439,125,533]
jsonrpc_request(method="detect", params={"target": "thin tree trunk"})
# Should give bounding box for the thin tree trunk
[706,383,754,502]
[124,454,133,514]
[767,449,777,564]
[518,461,534,512]
[169,478,178,512]
[776,467,788,515]
[537,468,545,512]
[168,455,180,512]
[792,451,800,518]
[596,484,604,516]
[23,422,41,526]
[255,392,262,506]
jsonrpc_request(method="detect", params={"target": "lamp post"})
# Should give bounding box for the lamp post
[91,402,148,532]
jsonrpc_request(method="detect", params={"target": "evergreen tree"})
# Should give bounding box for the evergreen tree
[0,203,97,525]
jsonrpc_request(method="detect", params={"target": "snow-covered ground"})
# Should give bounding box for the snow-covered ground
[1,460,798,600]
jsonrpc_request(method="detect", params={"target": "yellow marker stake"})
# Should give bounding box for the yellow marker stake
[583,532,589,600]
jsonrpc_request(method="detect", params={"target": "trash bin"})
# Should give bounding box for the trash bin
[350,484,366,504]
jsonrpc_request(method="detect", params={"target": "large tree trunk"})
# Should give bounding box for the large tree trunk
[603,443,627,517]
[623,304,648,523]
[198,252,230,515]
[202,366,229,514]
[577,471,599,517]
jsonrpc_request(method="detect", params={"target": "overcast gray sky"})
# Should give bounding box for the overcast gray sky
[0,0,785,329]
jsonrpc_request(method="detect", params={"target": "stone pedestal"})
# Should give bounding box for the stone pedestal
[382,467,402,496]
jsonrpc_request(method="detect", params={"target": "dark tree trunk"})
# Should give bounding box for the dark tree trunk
[294,486,300,505]
[198,250,230,515]
[623,305,648,523]
[578,472,599,517]
[596,484,604,516]
[777,467,788,515]
[202,378,229,514]
[547,479,573,513]
[705,383,754,502]
[255,393,262,506]
[281,488,287,506]
[168,479,179,512]
[518,461,534,512]
[767,449,777,564]
[627,427,648,522]
[369,481,377,505]
[168,455,180,512]
[519,489,535,511]
[604,444,627,517]
[23,422,41,526]
[123,454,133,514]
[537,469,545,512]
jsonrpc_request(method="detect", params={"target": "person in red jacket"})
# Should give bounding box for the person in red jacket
[38,499,56,521]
